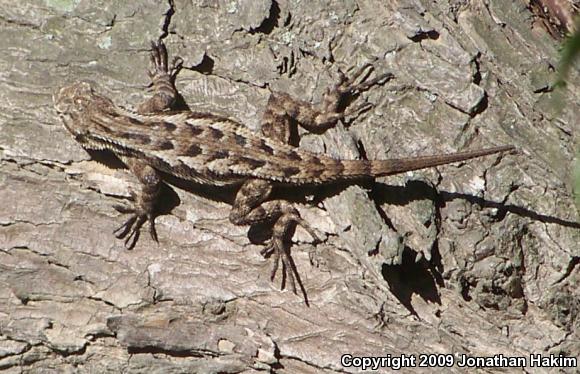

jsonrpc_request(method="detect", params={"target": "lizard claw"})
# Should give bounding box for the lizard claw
[260,209,319,297]
[147,41,164,78]
[113,212,145,250]
[344,101,373,118]
[169,56,184,79]
[317,63,393,123]
[147,40,183,81]
[113,205,157,249]
[336,63,393,96]
[148,212,158,243]
[260,237,298,295]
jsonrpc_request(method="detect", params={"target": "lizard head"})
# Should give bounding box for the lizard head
[54,81,96,116]
[54,81,115,143]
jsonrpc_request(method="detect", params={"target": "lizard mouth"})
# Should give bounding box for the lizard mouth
[54,86,70,114]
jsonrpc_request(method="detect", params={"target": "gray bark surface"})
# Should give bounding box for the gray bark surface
[0,0,578,373]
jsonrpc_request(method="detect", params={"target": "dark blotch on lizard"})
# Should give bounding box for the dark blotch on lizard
[234,134,247,146]
[282,166,301,177]
[258,139,275,155]
[239,157,266,169]
[120,132,151,144]
[187,144,202,156]
[157,141,174,150]
[207,150,229,161]
[188,125,203,136]
[208,127,224,140]
[287,151,302,161]
[162,121,177,132]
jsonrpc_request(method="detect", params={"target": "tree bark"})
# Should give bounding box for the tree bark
[0,0,578,372]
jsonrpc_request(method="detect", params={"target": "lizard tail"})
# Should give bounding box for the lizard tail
[339,145,515,179]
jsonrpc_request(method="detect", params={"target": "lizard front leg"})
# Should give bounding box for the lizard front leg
[137,40,183,114]
[113,157,161,249]
[114,40,182,248]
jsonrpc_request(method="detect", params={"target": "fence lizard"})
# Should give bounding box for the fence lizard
[55,40,515,296]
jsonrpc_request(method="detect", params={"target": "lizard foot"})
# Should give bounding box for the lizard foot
[336,63,394,96]
[316,63,394,124]
[138,40,183,114]
[113,205,158,250]
[338,64,394,118]
[260,236,295,292]
[260,209,319,299]
[148,40,183,82]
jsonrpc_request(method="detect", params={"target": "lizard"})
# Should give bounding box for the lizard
[54,40,515,295]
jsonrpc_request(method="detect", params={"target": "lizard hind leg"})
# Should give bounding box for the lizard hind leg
[312,63,394,128]
[229,179,319,298]
[260,63,393,140]
[258,207,320,294]
[237,61,391,298]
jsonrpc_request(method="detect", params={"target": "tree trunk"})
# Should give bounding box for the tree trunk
[0,0,578,372]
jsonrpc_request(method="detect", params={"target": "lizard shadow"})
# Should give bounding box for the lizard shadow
[85,149,185,218]
[374,179,579,314]
[299,178,578,314]
[86,149,127,170]
[374,179,580,229]
[154,174,580,312]
[297,179,442,313]
[157,174,312,303]
[381,246,443,316]
[88,149,578,311]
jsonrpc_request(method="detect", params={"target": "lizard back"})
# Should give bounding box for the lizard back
[55,82,362,185]
[55,81,513,186]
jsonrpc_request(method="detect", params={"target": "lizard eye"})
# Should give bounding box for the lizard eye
[75,98,85,112]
